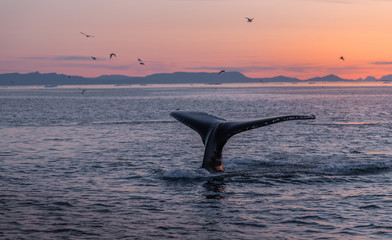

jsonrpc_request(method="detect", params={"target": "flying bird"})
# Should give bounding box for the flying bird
[339,56,345,61]
[91,56,96,60]
[110,53,117,59]
[80,32,94,38]
[245,17,254,22]
[138,58,145,65]
[218,70,225,74]
[81,89,87,95]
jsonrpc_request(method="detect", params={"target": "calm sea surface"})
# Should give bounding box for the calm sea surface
[1,84,392,239]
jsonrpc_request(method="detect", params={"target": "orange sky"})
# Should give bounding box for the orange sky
[1,0,392,79]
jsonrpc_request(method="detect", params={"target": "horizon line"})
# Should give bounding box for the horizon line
[0,70,388,81]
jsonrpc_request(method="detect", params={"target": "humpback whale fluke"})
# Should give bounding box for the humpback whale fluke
[170,111,316,173]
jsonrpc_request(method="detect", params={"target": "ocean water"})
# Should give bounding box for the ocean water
[1,84,392,239]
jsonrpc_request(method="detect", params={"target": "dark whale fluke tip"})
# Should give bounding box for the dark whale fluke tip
[171,111,316,173]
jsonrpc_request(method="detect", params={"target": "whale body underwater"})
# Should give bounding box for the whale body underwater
[170,111,316,173]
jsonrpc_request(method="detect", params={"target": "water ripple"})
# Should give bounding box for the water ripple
[2,86,392,239]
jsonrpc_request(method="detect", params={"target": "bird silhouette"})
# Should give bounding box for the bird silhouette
[138,58,145,65]
[91,56,96,60]
[218,70,225,74]
[110,53,117,59]
[245,17,254,22]
[340,56,345,61]
[81,89,87,95]
[80,32,94,38]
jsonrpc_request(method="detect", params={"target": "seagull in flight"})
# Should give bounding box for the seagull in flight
[218,70,226,74]
[81,89,87,95]
[138,58,145,65]
[245,17,254,23]
[110,53,117,59]
[339,56,345,61]
[91,56,96,60]
[80,32,94,38]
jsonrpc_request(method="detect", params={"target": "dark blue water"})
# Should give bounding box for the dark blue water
[1,85,392,239]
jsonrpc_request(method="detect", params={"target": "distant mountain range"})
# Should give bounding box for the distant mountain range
[0,71,391,86]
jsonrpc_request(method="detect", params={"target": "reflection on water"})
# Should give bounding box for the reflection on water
[203,177,226,199]
[1,85,392,239]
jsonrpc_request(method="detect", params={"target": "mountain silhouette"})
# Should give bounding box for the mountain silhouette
[0,71,383,86]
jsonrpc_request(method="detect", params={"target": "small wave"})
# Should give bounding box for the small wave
[367,151,392,156]
[0,151,13,156]
[310,122,381,126]
[43,138,73,142]
[359,204,381,210]
[90,120,174,125]
[160,168,211,180]
[223,157,392,178]
[355,224,392,230]
[332,122,380,125]
[53,201,73,207]
[295,215,327,221]
[46,228,98,236]
[224,158,266,170]
[316,161,392,175]
[281,219,321,226]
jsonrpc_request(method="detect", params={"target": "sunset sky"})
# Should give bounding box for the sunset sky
[1,0,392,79]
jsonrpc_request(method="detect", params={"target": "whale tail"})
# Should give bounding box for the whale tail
[170,111,316,173]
